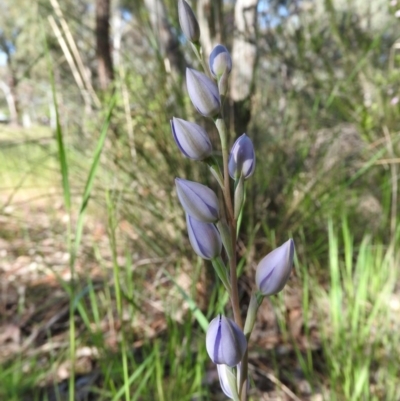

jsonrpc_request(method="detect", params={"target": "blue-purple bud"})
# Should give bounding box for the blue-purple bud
[206,315,247,367]
[178,0,200,43]
[175,178,220,222]
[171,117,212,160]
[209,44,232,78]
[186,68,221,117]
[256,239,295,296]
[186,215,222,259]
[228,134,256,180]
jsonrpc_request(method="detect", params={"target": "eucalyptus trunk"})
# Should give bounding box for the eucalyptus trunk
[96,0,114,90]
[144,0,184,75]
[230,0,259,135]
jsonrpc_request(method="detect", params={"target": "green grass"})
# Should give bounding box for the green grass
[1,144,399,400]
[0,126,57,199]
[314,219,400,400]
[1,119,399,400]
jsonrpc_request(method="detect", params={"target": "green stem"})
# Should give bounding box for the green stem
[68,227,75,401]
[191,42,211,77]
[106,192,129,401]
[215,118,242,329]
[212,257,232,294]
[206,156,224,190]
[215,119,234,224]
[240,294,262,399]
[240,351,249,401]
[229,220,242,328]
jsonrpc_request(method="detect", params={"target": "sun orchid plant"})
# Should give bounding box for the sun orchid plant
[173,1,295,399]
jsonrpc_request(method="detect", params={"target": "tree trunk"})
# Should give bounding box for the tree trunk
[0,79,18,125]
[96,0,114,90]
[196,0,224,61]
[196,0,213,60]
[230,0,259,135]
[144,0,184,75]
[0,51,20,126]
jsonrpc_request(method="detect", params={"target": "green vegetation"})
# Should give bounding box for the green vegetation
[0,0,399,400]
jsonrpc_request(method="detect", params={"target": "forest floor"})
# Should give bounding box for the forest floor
[0,187,323,401]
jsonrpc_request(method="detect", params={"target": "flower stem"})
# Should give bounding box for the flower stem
[215,104,246,399]
[215,118,234,224]
[215,118,242,329]
[240,350,249,400]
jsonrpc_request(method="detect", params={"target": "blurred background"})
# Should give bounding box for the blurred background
[0,0,399,400]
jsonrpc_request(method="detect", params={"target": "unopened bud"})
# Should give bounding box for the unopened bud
[187,215,222,260]
[228,134,256,180]
[206,315,247,367]
[255,239,295,296]
[186,68,221,117]
[178,0,200,43]
[175,178,220,222]
[209,44,232,78]
[171,117,212,160]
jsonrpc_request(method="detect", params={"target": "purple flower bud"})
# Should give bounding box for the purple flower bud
[171,117,212,160]
[228,134,256,180]
[209,44,232,78]
[187,215,221,259]
[186,68,221,117]
[178,0,200,43]
[206,315,247,367]
[256,239,295,296]
[175,178,220,222]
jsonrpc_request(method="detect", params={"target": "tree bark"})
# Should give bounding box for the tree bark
[196,0,225,61]
[96,0,114,90]
[230,0,259,135]
[0,34,20,125]
[144,0,184,75]
[196,0,213,60]
[0,79,18,125]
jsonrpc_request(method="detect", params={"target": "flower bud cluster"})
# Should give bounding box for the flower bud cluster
[171,2,297,399]
[173,3,225,264]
